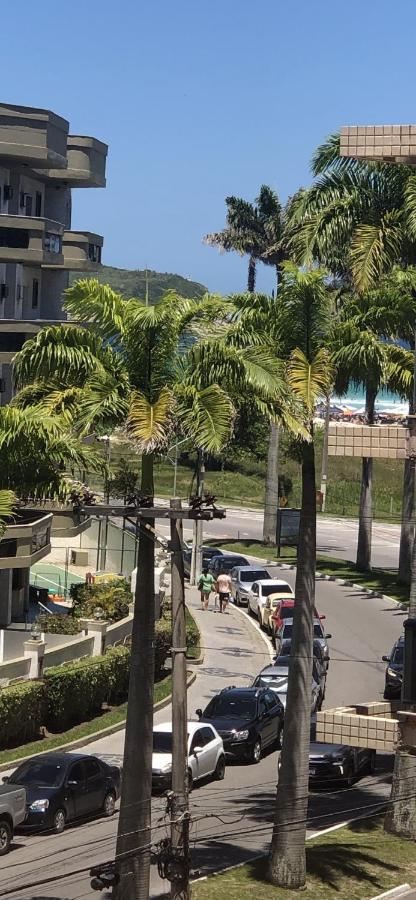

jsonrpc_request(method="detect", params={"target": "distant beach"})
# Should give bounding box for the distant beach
[331,389,408,417]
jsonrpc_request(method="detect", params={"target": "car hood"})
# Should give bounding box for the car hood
[152,752,173,771]
[309,741,346,759]
[14,784,60,805]
[388,663,403,674]
[199,715,254,733]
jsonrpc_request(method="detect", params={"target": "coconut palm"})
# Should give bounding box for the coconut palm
[14,278,300,898]
[331,289,413,571]
[204,185,285,293]
[268,264,333,889]
[285,133,416,292]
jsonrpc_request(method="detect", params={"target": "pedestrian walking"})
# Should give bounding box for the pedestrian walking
[215,570,232,613]
[197,567,215,610]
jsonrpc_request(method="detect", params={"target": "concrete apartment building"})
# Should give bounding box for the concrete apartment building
[0,102,107,627]
[0,102,107,401]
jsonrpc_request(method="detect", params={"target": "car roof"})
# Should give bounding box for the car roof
[22,752,90,765]
[259,664,289,676]
[154,721,210,736]
[271,596,295,604]
[235,565,268,572]
[255,579,291,587]
[220,686,264,697]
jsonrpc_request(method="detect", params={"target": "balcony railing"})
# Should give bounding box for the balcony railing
[41,135,108,187]
[43,230,103,271]
[0,214,64,265]
[0,103,68,169]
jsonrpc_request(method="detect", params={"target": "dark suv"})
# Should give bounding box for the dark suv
[382,635,404,699]
[196,686,284,764]
[208,554,249,578]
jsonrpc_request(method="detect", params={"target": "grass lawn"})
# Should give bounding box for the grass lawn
[209,540,409,604]
[192,818,416,899]
[0,673,172,767]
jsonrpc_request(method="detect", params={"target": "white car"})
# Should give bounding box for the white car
[152,721,225,791]
[248,579,294,618]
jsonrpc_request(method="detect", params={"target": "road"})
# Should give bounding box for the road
[0,568,404,900]
[156,507,402,570]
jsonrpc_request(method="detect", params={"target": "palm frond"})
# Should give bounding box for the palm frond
[0,490,17,537]
[126,387,173,451]
[288,347,334,413]
[175,384,234,453]
[349,212,404,291]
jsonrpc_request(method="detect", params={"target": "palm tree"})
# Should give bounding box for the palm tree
[268,265,333,889]
[0,490,16,537]
[14,279,296,898]
[331,288,414,571]
[204,185,284,293]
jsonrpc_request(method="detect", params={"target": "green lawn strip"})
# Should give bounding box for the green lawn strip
[192,818,416,900]
[185,606,201,659]
[0,674,172,767]
[209,540,409,604]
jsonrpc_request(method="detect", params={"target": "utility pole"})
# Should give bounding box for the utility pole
[190,450,205,585]
[169,498,190,900]
[320,396,330,513]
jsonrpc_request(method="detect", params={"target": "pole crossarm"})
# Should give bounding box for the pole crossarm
[77,504,226,521]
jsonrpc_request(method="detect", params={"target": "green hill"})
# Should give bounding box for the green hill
[69,266,208,304]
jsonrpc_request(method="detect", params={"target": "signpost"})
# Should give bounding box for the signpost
[276,508,301,557]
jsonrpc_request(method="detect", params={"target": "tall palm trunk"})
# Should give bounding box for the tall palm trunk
[115,452,155,900]
[263,422,279,544]
[247,255,256,293]
[399,401,415,585]
[269,437,316,888]
[356,387,376,572]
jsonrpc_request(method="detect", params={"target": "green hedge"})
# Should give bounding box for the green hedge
[44,647,130,731]
[0,681,45,748]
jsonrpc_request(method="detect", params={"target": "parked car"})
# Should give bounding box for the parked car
[5,752,121,833]
[253,658,324,712]
[197,686,284,763]
[277,639,329,673]
[0,784,26,854]
[382,635,404,699]
[270,598,325,640]
[247,579,294,618]
[230,566,271,606]
[274,619,331,666]
[260,593,294,632]
[308,717,375,787]
[208,554,249,578]
[183,545,225,579]
[152,721,225,792]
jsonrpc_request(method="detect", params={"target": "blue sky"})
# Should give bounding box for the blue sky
[4,0,416,294]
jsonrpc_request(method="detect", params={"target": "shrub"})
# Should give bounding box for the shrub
[44,647,130,731]
[155,616,172,673]
[36,614,83,635]
[70,579,132,623]
[185,607,200,652]
[0,681,45,748]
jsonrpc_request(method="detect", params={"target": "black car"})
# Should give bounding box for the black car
[275,642,328,698]
[183,546,225,579]
[6,752,121,833]
[196,686,284,763]
[208,554,249,578]
[382,635,404,699]
[308,718,375,787]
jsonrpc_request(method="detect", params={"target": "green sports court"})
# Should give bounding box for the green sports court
[30,562,84,596]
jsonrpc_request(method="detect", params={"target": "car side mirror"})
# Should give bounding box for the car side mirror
[196,708,202,718]
[2,776,9,783]
[382,655,389,662]
[67,779,78,786]
[325,634,332,639]
[193,746,203,755]
[320,614,326,620]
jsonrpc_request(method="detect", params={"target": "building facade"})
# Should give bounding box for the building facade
[0,103,107,401]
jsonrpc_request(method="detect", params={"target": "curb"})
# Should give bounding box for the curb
[186,644,205,666]
[231,602,274,663]
[245,554,403,608]
[0,670,197,773]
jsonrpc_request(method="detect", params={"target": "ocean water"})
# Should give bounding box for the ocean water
[331,388,409,416]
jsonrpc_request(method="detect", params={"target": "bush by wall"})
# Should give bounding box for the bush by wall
[44,647,130,731]
[0,681,45,749]
[70,579,131,622]
[36,614,83,635]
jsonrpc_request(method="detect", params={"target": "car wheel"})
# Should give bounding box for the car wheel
[344,763,355,788]
[0,820,12,856]
[250,739,262,764]
[52,808,66,834]
[186,769,193,793]
[214,755,226,781]
[103,791,116,817]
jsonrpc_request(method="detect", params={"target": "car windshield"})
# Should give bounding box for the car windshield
[153,732,173,753]
[314,623,324,638]
[220,558,247,571]
[392,645,404,665]
[263,584,290,596]
[11,760,66,787]
[204,696,256,720]
[256,673,288,691]
[240,570,268,582]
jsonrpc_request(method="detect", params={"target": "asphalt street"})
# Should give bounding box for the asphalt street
[0,570,404,900]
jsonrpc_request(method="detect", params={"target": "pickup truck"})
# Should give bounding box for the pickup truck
[0,783,26,854]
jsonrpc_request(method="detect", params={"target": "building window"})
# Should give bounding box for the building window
[44,233,61,254]
[0,539,17,559]
[88,243,101,263]
[31,526,50,554]
[35,192,42,217]
[25,195,33,216]
[0,228,29,249]
[32,278,39,309]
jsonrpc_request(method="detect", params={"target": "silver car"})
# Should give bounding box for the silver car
[275,619,332,668]
[253,662,323,713]
[229,566,271,606]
